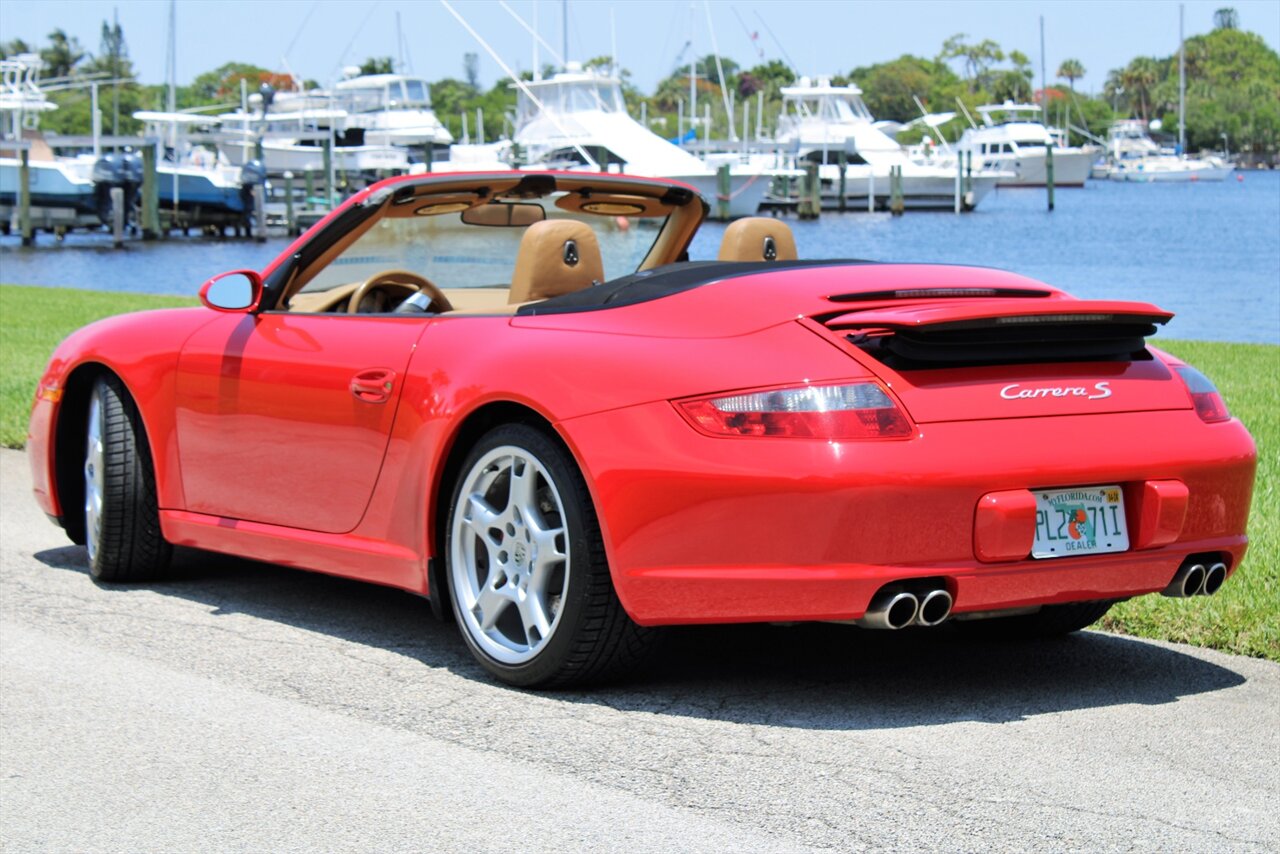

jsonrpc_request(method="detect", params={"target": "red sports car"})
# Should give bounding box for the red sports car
[27,172,1257,687]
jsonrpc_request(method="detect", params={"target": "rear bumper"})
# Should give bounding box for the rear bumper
[561,404,1256,626]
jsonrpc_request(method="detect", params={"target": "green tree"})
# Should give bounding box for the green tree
[39,28,85,79]
[938,33,1004,93]
[359,56,395,75]
[991,49,1033,102]
[1057,58,1086,93]
[0,38,32,59]
[189,62,272,100]
[848,54,964,122]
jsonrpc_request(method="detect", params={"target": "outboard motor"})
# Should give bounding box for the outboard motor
[238,159,268,227]
[92,151,144,228]
[92,152,125,226]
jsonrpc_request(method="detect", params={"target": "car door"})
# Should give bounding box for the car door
[174,311,428,534]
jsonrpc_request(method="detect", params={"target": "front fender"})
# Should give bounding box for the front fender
[28,307,220,521]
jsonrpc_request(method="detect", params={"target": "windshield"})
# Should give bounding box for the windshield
[300,196,664,294]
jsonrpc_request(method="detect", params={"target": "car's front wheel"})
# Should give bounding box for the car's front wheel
[83,374,171,581]
[445,424,653,687]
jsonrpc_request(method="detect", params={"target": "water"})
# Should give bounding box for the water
[3,172,1277,344]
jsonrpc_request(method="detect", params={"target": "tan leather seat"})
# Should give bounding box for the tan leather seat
[717,217,798,262]
[509,220,604,304]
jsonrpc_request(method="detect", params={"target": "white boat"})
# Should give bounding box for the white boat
[511,64,772,218]
[133,111,252,215]
[215,89,409,175]
[773,77,1002,210]
[1102,120,1231,183]
[949,102,1096,187]
[330,72,453,149]
[0,55,100,227]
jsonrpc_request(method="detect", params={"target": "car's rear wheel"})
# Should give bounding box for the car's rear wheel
[445,423,653,687]
[956,600,1116,639]
[83,375,171,581]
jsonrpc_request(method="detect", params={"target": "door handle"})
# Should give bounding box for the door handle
[350,368,395,404]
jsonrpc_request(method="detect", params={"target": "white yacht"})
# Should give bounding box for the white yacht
[0,55,99,227]
[511,64,772,219]
[773,77,1001,210]
[1103,120,1231,183]
[948,102,1096,187]
[216,85,408,174]
[330,72,454,148]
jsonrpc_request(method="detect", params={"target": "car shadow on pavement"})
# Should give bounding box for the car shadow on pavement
[36,544,1248,730]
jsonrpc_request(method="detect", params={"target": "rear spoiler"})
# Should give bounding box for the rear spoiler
[822,298,1173,331]
[821,298,1174,369]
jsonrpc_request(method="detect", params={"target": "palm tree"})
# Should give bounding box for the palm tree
[1057,59,1086,94]
[1121,57,1160,122]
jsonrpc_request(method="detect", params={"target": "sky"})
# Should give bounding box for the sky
[3,0,1278,98]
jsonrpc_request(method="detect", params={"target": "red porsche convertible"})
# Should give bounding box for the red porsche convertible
[28,171,1256,686]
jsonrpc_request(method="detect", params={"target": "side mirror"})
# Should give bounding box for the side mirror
[200,269,264,312]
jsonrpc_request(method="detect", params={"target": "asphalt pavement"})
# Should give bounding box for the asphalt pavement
[2,447,1277,852]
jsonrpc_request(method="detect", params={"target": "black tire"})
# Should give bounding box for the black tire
[956,600,1117,639]
[444,423,655,687]
[83,375,171,581]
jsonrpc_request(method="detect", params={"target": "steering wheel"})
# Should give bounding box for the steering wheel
[348,270,453,314]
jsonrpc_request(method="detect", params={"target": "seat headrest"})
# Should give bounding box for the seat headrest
[716,217,798,262]
[509,220,605,304]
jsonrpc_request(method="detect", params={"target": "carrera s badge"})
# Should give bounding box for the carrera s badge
[1000,382,1112,401]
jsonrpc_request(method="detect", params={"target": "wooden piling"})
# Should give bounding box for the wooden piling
[18,149,32,246]
[304,170,315,208]
[890,166,904,216]
[798,162,820,220]
[424,142,434,172]
[322,138,333,208]
[836,152,847,212]
[284,172,297,236]
[110,186,125,248]
[715,163,731,221]
[954,155,963,214]
[1046,144,1055,211]
[252,184,266,242]
[141,144,160,239]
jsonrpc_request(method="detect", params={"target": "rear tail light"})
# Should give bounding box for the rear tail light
[1174,365,1231,423]
[676,381,913,439]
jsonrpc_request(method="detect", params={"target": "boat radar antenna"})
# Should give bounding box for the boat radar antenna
[439,0,599,169]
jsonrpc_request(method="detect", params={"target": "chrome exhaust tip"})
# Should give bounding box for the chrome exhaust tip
[915,589,954,627]
[1162,563,1206,598]
[1202,563,1228,596]
[856,591,919,630]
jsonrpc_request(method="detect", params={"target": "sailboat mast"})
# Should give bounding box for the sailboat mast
[1038,16,1047,126]
[562,0,568,63]
[1178,3,1186,154]
[689,3,696,140]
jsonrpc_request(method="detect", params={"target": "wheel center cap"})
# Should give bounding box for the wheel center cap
[513,542,528,566]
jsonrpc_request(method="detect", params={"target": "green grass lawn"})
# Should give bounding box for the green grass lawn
[0,285,197,446]
[1,283,1276,660]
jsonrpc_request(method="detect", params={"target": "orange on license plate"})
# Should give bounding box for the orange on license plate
[1032,485,1129,559]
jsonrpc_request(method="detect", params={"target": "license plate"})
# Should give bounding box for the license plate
[1032,485,1129,559]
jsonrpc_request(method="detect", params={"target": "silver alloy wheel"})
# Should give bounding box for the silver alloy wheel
[450,445,570,665]
[84,386,105,564]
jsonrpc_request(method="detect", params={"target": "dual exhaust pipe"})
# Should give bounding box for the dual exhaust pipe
[857,587,953,630]
[1162,560,1228,598]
